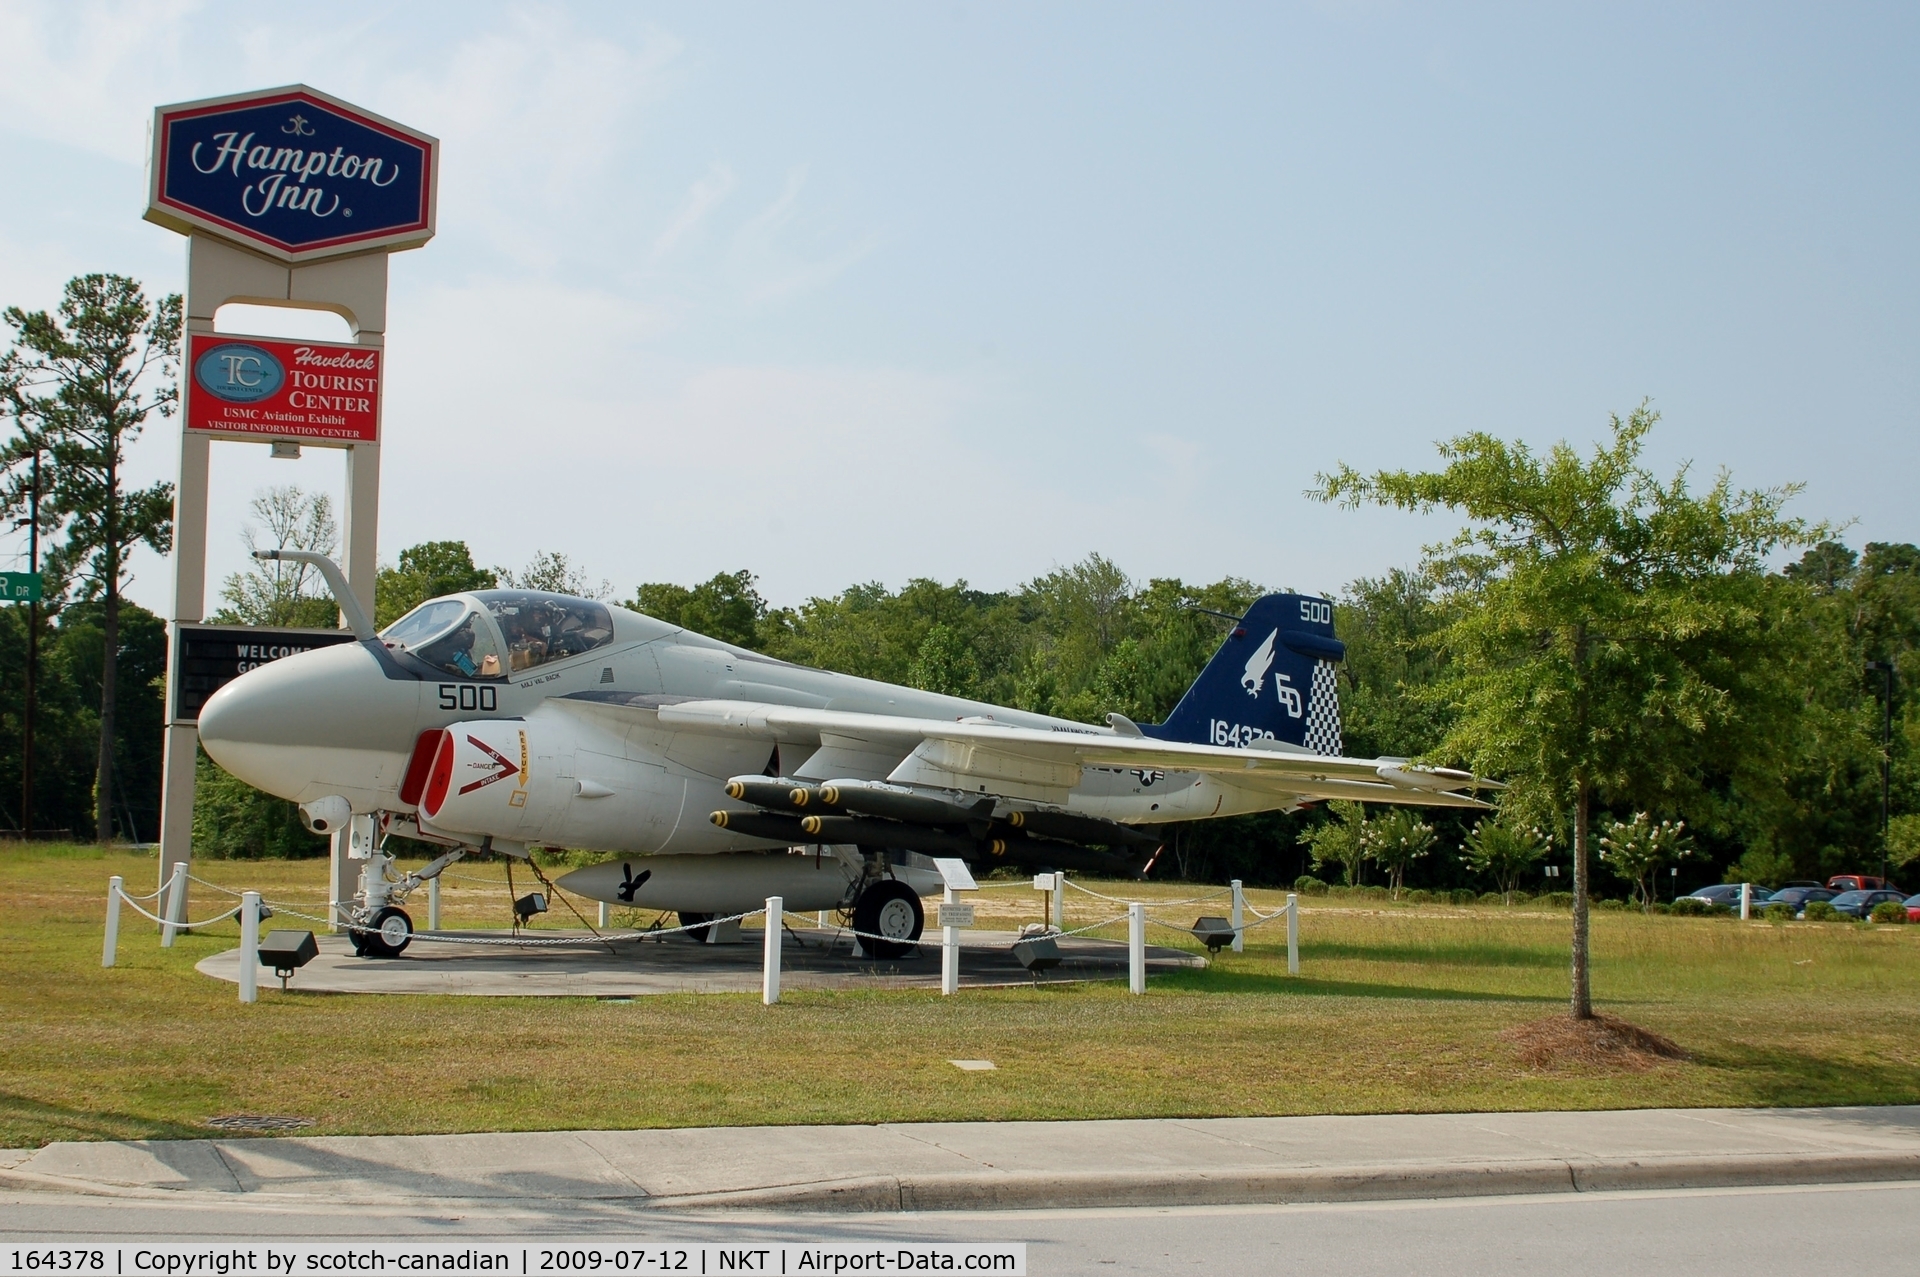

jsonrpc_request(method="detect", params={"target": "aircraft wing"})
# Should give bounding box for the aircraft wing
[558,693,1497,809]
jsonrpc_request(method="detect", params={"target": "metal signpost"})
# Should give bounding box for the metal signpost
[145,85,438,922]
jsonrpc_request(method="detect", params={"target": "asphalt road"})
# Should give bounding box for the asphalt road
[6,1181,1918,1276]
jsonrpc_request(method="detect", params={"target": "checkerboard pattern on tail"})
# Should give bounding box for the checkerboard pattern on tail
[1303,659,1343,756]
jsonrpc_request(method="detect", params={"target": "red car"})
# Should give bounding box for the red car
[1828,875,1904,893]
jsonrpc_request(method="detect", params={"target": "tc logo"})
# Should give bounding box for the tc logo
[195,342,285,403]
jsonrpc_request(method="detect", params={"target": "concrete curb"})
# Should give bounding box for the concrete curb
[651,1152,1920,1212]
[5,1153,1919,1213]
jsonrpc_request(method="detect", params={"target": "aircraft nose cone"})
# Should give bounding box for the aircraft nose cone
[198,641,419,806]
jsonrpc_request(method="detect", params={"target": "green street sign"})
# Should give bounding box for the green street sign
[0,572,43,603]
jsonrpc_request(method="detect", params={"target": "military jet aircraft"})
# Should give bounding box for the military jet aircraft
[197,551,1495,958]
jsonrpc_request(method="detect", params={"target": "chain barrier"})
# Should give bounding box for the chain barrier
[1061,879,1232,908]
[116,894,244,929]
[777,907,1136,950]
[440,870,509,886]
[1144,907,1289,937]
[263,902,764,947]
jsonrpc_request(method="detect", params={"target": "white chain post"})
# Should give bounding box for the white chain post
[817,910,830,928]
[160,861,188,947]
[1230,878,1245,953]
[1740,882,1752,921]
[428,876,442,931]
[597,899,609,929]
[762,896,782,1005]
[1286,892,1300,975]
[1052,872,1065,930]
[103,876,123,968]
[942,884,960,995]
[1128,901,1146,994]
[238,891,261,1004]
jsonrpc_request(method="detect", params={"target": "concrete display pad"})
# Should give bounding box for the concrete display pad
[195,927,1205,997]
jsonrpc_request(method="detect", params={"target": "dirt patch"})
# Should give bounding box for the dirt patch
[1503,1013,1690,1071]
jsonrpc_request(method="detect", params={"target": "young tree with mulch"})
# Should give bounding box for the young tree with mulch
[1316,405,1816,1020]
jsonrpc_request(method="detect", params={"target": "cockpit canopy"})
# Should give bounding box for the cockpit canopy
[381,590,616,680]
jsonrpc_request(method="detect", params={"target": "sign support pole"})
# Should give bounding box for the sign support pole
[154,237,392,925]
[147,86,434,932]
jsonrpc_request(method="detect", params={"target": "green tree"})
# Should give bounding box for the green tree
[632,569,768,650]
[374,541,497,628]
[1,275,179,842]
[907,623,981,697]
[502,550,606,599]
[1336,569,1456,759]
[1459,816,1550,903]
[1598,811,1694,911]
[1299,800,1369,886]
[1888,813,1920,874]
[212,486,341,627]
[1316,405,1817,1018]
[1363,807,1436,898]
[191,747,325,859]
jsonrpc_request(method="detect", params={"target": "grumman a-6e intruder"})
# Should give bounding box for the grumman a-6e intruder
[198,552,1496,958]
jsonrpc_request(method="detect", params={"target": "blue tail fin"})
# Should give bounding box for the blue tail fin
[1140,594,1346,755]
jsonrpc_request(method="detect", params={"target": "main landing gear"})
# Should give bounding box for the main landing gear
[851,878,924,959]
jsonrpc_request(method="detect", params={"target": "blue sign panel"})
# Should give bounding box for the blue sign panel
[147,86,437,261]
[193,342,286,403]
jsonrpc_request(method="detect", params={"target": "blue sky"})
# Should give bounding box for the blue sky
[1,1,1914,615]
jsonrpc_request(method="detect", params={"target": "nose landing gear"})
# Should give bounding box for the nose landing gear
[346,842,463,959]
[352,905,415,958]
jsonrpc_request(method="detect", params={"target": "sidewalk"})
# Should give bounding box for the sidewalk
[4,1107,1918,1213]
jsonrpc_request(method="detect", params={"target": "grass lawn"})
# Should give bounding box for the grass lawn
[3,844,1917,1149]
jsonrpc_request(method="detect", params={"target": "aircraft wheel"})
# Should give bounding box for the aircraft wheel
[678,911,713,943]
[361,906,413,958]
[852,880,924,959]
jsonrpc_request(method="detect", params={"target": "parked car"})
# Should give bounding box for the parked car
[1906,893,1920,923]
[1829,889,1909,919]
[1764,886,1838,914]
[1685,884,1773,909]
[1828,875,1904,893]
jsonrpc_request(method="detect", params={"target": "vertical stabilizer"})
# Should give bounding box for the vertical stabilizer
[1140,594,1345,755]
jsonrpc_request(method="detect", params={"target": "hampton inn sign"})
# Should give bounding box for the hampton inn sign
[145,85,437,261]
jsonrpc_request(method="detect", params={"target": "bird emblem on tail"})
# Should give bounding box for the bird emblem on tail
[1241,629,1278,697]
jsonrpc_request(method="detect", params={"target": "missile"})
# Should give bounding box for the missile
[709,809,812,842]
[724,777,806,809]
[961,826,1155,877]
[1002,808,1159,848]
[797,814,990,858]
[817,779,994,827]
[724,776,850,812]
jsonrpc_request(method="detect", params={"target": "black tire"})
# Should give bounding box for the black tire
[678,911,713,943]
[852,879,924,959]
[348,923,370,956]
[361,906,413,958]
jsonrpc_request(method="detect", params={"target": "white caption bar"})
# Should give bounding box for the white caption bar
[3,1245,1025,1277]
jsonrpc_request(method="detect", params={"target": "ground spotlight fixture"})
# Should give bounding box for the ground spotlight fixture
[257,929,318,991]
[1011,935,1061,981]
[514,892,549,925]
[1192,916,1236,954]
